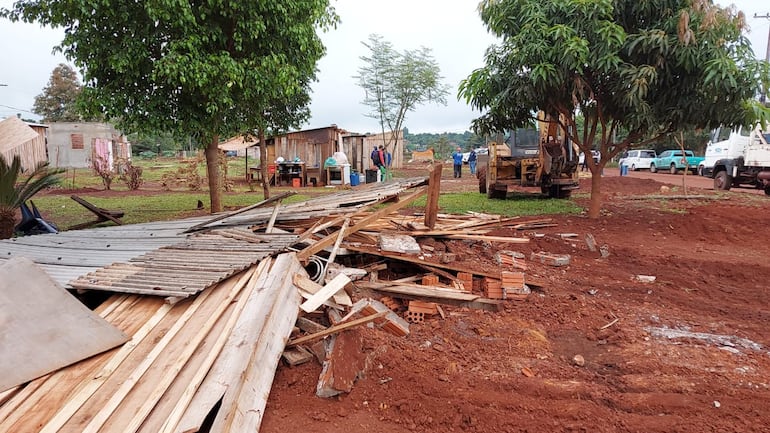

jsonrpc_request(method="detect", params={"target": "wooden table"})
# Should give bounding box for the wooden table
[276,162,306,187]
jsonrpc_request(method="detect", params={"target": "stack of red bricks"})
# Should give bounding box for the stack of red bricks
[457,272,473,292]
[406,300,438,323]
[501,271,530,300]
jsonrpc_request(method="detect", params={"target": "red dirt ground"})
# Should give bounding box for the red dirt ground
[261,170,770,433]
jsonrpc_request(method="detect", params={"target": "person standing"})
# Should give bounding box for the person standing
[452,147,464,178]
[468,148,477,175]
[371,145,382,169]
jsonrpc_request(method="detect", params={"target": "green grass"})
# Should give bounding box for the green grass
[31,190,317,230]
[26,157,582,231]
[411,192,582,216]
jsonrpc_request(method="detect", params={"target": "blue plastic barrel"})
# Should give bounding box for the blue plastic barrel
[350,172,360,186]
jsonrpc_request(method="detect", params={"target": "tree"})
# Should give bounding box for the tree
[357,34,450,160]
[4,1,337,213]
[0,155,63,239]
[33,63,82,122]
[460,0,770,218]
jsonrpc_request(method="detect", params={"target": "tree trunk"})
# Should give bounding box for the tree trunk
[205,136,223,213]
[259,129,270,199]
[587,166,603,219]
[0,208,16,239]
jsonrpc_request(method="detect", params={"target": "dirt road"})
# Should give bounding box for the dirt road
[603,166,767,195]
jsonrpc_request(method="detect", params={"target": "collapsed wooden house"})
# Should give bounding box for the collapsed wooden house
[0,172,556,432]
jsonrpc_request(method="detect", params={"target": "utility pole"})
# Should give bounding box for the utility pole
[755,13,770,103]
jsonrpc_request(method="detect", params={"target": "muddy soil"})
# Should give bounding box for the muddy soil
[262,170,770,433]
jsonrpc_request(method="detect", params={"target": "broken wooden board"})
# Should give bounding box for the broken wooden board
[300,273,352,313]
[0,257,128,392]
[359,281,504,312]
[293,273,352,307]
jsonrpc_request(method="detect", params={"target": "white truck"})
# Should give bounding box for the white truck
[698,125,752,177]
[710,124,770,195]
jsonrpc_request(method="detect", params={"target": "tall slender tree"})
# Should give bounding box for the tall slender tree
[460,0,770,218]
[357,34,450,157]
[33,63,82,122]
[3,1,337,212]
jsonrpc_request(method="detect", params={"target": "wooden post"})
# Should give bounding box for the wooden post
[424,163,442,229]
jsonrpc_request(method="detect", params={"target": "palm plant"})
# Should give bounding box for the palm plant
[0,154,63,239]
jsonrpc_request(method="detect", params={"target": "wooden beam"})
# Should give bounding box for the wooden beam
[424,163,442,229]
[343,244,501,278]
[287,311,389,347]
[183,191,294,233]
[300,273,351,313]
[322,217,350,279]
[264,201,282,233]
[364,283,504,312]
[296,186,427,261]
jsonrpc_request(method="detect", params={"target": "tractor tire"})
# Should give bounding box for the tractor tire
[478,167,487,194]
[650,163,657,173]
[714,171,732,191]
[548,185,572,199]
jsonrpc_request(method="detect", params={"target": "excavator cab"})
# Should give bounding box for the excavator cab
[478,112,579,199]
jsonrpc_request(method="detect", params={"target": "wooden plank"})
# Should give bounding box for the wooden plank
[76,269,250,433]
[361,283,504,312]
[153,261,269,433]
[287,311,389,347]
[300,273,352,313]
[209,254,303,433]
[322,217,350,279]
[265,201,282,233]
[0,257,128,393]
[183,191,294,233]
[176,255,296,433]
[296,186,427,261]
[293,273,351,307]
[424,162,442,229]
[343,244,503,278]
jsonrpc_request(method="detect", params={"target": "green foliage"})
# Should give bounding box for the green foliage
[459,0,770,217]
[460,0,770,144]
[32,63,83,122]
[3,0,338,212]
[357,34,451,153]
[0,154,63,238]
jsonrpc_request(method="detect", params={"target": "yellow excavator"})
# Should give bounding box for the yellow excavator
[477,112,580,199]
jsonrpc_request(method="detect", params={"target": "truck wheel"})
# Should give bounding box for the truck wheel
[670,163,678,175]
[477,167,487,194]
[650,163,657,173]
[714,171,732,191]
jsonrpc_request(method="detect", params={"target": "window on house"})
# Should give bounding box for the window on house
[71,134,84,150]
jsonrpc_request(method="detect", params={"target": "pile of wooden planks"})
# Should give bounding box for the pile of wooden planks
[0,253,303,433]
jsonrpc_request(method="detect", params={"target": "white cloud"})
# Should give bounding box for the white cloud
[1,0,767,132]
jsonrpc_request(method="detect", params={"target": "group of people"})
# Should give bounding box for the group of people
[371,145,392,180]
[451,147,477,178]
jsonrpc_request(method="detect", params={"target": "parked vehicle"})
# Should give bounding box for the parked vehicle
[462,147,488,163]
[711,124,770,195]
[698,126,751,176]
[649,150,704,174]
[618,149,657,171]
[477,112,579,199]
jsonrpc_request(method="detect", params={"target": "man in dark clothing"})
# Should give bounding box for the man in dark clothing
[371,146,382,169]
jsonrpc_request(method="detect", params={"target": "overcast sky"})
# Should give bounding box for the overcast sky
[0,0,768,134]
